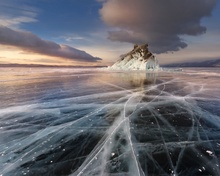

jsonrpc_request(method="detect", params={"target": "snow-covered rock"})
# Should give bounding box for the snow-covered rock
[108,44,159,70]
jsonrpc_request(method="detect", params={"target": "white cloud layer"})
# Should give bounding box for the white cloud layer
[0,0,38,28]
[0,26,101,62]
[99,0,217,53]
[0,16,37,28]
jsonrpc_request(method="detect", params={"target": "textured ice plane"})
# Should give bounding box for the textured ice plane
[0,67,220,176]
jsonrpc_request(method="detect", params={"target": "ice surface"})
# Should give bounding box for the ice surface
[0,67,220,176]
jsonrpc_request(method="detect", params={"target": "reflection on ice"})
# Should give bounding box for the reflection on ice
[0,68,220,176]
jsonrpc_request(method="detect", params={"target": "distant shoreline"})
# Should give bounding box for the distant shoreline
[0,64,107,68]
[161,59,220,68]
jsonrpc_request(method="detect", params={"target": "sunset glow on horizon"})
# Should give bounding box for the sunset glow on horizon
[0,0,220,66]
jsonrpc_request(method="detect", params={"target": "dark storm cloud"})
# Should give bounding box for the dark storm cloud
[99,0,217,53]
[0,25,101,62]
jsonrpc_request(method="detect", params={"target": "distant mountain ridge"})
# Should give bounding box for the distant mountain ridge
[162,59,220,67]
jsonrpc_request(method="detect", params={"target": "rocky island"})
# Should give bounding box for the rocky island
[108,44,159,70]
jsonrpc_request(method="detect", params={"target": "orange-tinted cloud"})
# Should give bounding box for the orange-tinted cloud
[0,25,102,62]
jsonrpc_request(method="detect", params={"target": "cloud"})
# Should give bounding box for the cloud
[0,0,38,28]
[0,16,37,28]
[0,25,101,62]
[99,0,217,53]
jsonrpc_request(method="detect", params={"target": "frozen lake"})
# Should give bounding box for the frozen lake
[0,67,220,176]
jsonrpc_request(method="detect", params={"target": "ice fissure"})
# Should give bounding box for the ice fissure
[0,68,220,176]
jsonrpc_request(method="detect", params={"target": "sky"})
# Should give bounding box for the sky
[0,0,220,66]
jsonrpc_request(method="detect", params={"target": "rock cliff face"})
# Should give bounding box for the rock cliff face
[109,44,159,70]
